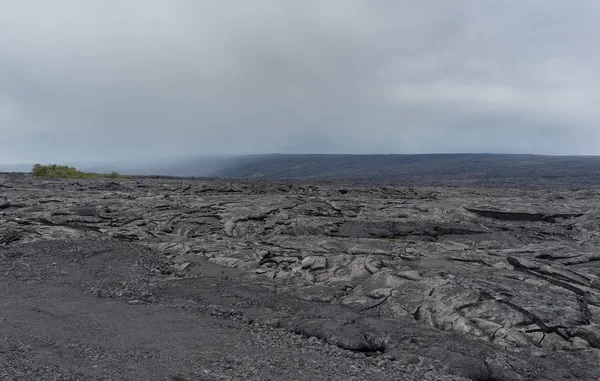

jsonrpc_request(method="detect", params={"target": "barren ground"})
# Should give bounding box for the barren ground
[1,173,599,380]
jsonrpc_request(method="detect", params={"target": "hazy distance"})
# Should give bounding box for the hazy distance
[1,1,600,169]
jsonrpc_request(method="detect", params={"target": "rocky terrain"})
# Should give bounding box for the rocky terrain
[1,172,599,380]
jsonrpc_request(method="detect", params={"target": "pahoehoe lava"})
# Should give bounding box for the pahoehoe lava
[1,172,599,380]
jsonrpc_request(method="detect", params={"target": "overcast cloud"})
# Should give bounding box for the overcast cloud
[1,0,599,163]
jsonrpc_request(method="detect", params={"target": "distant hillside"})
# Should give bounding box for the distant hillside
[211,154,600,186]
[5,154,600,186]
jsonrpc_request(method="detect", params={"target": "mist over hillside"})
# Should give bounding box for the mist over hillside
[81,155,233,177]
[0,155,233,178]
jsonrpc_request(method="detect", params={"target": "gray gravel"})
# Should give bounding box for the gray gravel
[0,238,467,381]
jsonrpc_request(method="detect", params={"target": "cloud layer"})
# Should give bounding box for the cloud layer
[1,0,599,163]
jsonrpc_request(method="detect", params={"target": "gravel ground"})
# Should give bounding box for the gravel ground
[0,238,467,381]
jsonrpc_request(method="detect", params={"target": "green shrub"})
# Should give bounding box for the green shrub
[31,164,126,179]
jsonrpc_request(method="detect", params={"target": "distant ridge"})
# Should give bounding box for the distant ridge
[211,153,600,186]
[4,154,600,186]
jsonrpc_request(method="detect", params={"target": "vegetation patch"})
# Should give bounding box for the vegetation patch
[31,164,125,179]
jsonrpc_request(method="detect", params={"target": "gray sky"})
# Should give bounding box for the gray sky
[1,0,600,164]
